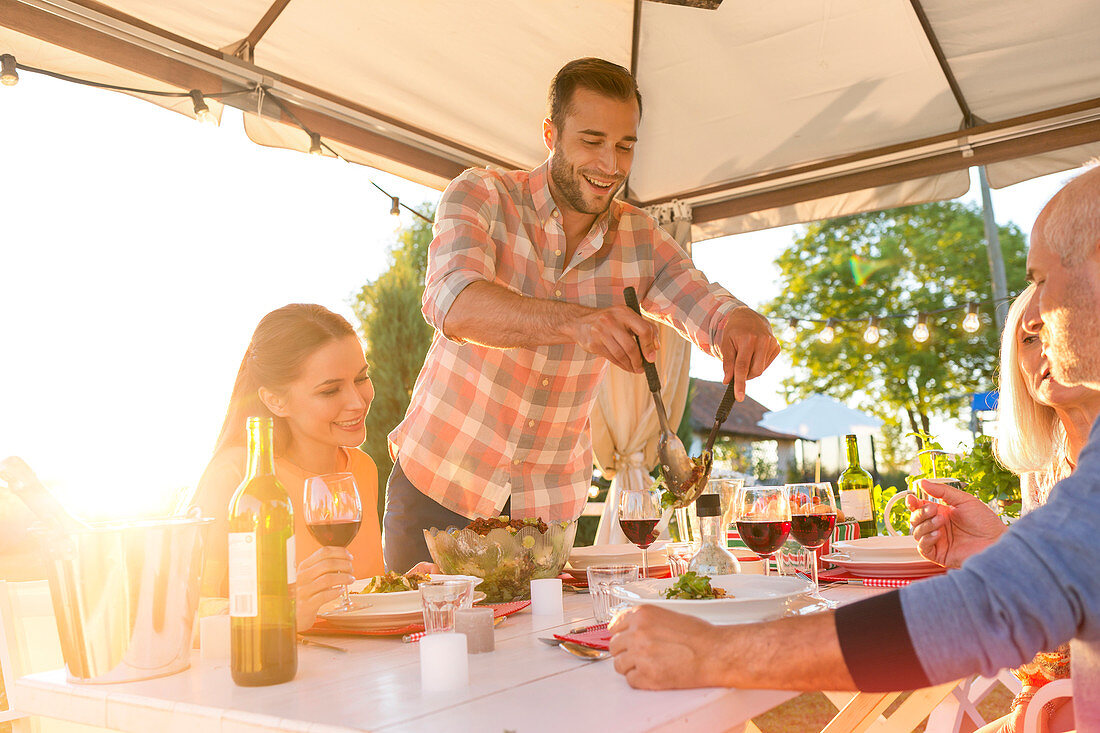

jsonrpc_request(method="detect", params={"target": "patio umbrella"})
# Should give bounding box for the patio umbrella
[2,0,1099,240]
[758,394,883,478]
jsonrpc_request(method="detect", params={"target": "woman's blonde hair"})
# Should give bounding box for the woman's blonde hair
[993,285,1071,493]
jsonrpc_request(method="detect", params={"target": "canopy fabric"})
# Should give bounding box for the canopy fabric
[757,394,883,442]
[591,205,693,545]
[4,0,1099,239]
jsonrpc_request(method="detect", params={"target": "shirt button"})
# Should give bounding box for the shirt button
[541,378,549,386]
[513,458,521,465]
[528,419,535,427]
[552,210,560,218]
[555,289,562,297]
[554,249,562,256]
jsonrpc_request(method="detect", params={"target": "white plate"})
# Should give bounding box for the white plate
[568,542,668,570]
[610,574,813,625]
[342,575,483,615]
[831,536,923,563]
[320,590,487,627]
[820,555,945,578]
[563,564,670,580]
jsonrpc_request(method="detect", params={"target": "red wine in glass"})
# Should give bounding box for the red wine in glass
[736,519,792,557]
[619,518,660,549]
[790,513,836,549]
[306,519,362,548]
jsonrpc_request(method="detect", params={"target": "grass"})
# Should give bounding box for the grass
[752,686,1014,732]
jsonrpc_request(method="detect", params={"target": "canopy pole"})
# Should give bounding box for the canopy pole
[977,166,1010,332]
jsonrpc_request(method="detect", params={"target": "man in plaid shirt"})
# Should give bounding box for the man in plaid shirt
[383,58,780,569]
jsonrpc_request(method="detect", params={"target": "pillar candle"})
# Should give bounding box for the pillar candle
[419,633,469,692]
[454,607,495,653]
[530,577,564,616]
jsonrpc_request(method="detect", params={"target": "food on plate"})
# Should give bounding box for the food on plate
[357,571,432,594]
[466,516,549,535]
[662,571,728,600]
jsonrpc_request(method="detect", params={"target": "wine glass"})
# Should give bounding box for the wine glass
[732,484,791,577]
[788,482,838,605]
[618,483,662,578]
[304,472,362,612]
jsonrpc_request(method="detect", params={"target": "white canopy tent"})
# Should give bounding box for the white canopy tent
[2,0,1099,240]
[759,394,884,478]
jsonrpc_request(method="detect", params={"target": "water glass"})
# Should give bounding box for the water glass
[664,542,695,578]
[586,565,638,623]
[419,580,474,634]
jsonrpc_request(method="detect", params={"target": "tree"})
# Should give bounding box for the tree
[351,205,436,520]
[766,201,1027,455]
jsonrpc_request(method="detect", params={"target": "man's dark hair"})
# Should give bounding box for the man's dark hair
[547,57,642,132]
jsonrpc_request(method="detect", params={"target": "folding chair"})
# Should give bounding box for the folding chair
[1022,678,1072,733]
[820,681,964,733]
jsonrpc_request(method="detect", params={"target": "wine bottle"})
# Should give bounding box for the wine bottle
[837,434,877,538]
[228,416,297,686]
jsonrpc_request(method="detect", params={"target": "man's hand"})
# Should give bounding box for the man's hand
[719,306,781,401]
[609,605,731,689]
[568,305,660,374]
[908,480,1007,569]
[295,546,355,632]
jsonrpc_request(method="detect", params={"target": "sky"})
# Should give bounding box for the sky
[0,71,1077,519]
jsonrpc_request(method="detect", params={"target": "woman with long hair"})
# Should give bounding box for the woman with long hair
[193,303,387,631]
[910,284,1100,732]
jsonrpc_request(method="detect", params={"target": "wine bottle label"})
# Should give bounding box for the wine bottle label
[228,532,258,618]
[286,536,296,585]
[838,489,872,521]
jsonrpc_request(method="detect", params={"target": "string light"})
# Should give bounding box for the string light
[819,319,836,344]
[785,317,799,340]
[390,196,401,218]
[308,133,323,156]
[0,54,18,86]
[913,313,930,343]
[862,317,881,345]
[188,89,217,126]
[587,485,599,499]
[962,302,981,333]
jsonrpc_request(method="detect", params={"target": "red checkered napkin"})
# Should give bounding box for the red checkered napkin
[553,623,610,651]
[819,569,942,588]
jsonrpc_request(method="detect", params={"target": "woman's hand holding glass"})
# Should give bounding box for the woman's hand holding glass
[294,546,355,632]
[907,479,1007,569]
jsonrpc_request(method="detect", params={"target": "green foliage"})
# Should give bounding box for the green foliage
[872,484,909,535]
[949,436,1022,518]
[351,204,436,521]
[768,202,1027,456]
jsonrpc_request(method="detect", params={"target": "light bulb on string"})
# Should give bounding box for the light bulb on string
[862,317,881,345]
[308,133,323,156]
[390,196,401,218]
[962,302,981,333]
[819,319,836,344]
[0,54,18,87]
[786,318,798,341]
[188,90,217,126]
[587,485,599,499]
[913,313,930,343]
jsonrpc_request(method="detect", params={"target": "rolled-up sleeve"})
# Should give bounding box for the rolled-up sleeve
[642,227,744,357]
[422,170,499,340]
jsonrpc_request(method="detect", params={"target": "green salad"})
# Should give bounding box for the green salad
[662,571,728,600]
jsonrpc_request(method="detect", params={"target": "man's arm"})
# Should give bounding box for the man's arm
[444,280,658,374]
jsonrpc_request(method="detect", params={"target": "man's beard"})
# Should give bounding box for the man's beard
[549,148,619,216]
[1046,270,1100,389]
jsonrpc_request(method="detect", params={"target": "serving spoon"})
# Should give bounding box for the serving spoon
[623,287,695,500]
[558,641,610,661]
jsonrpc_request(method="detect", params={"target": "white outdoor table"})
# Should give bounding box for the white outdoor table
[13,586,883,733]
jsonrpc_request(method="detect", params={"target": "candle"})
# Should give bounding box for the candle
[454,607,495,653]
[530,577,564,617]
[199,614,230,662]
[419,633,469,692]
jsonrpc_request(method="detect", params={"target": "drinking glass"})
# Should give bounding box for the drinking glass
[732,484,791,577]
[419,579,474,633]
[787,482,838,605]
[304,472,362,612]
[586,565,639,624]
[664,542,694,578]
[618,483,662,578]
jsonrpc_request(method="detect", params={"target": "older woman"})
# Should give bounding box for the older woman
[910,284,1100,732]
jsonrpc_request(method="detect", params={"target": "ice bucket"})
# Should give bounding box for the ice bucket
[38,515,213,683]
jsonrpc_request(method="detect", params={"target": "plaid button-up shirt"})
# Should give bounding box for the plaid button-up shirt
[388,160,744,521]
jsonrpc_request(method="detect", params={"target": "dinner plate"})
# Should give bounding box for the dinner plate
[345,574,483,614]
[830,536,923,563]
[319,590,487,628]
[610,574,813,625]
[563,564,670,580]
[820,554,945,578]
[568,542,669,570]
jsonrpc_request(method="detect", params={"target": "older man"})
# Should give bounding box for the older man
[609,166,1100,728]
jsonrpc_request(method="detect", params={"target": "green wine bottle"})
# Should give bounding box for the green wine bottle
[837,434,877,538]
[229,416,297,686]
